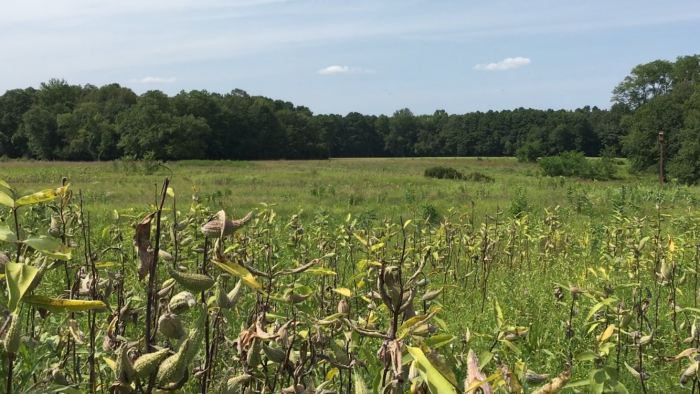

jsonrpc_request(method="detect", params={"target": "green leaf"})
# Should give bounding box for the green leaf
[353,370,369,394]
[406,346,457,394]
[423,334,455,349]
[0,178,12,191]
[0,227,17,243]
[576,350,599,362]
[22,235,72,260]
[590,369,605,394]
[0,190,13,208]
[500,338,522,355]
[563,379,593,389]
[22,295,107,313]
[5,262,39,313]
[14,185,69,206]
[212,259,261,291]
[419,341,459,388]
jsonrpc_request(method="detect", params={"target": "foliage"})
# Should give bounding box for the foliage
[424,166,465,180]
[538,151,617,180]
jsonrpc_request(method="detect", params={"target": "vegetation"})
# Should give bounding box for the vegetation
[538,151,617,180]
[0,158,699,394]
[424,166,466,180]
[1,54,699,182]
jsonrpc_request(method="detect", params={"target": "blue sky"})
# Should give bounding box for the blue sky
[1,0,699,115]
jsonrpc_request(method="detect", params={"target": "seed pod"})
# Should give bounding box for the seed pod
[262,343,287,364]
[227,280,243,308]
[133,348,170,380]
[523,370,550,385]
[169,291,197,313]
[338,298,350,315]
[167,267,215,293]
[284,292,311,304]
[226,374,252,394]
[247,338,262,367]
[49,216,62,238]
[201,212,254,238]
[158,281,176,299]
[182,306,207,364]
[114,344,135,384]
[179,236,194,247]
[176,219,189,231]
[158,250,174,262]
[214,278,229,309]
[353,370,369,394]
[4,313,21,354]
[422,287,444,302]
[156,340,189,386]
[0,251,9,274]
[51,369,70,386]
[158,313,185,339]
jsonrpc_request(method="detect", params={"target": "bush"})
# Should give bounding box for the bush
[516,140,544,163]
[424,166,464,180]
[421,203,440,223]
[464,171,495,183]
[538,151,616,180]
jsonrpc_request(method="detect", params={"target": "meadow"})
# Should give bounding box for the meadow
[1,157,700,394]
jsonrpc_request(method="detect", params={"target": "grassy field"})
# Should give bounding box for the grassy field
[1,158,700,394]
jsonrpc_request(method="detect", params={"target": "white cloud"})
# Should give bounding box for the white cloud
[317,65,374,74]
[474,57,531,71]
[132,77,177,83]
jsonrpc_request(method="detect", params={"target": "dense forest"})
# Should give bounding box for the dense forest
[1,55,699,182]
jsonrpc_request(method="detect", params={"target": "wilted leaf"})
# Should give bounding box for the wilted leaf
[22,295,107,313]
[406,346,458,394]
[5,262,39,314]
[135,213,155,281]
[22,236,72,260]
[672,348,698,360]
[0,227,17,243]
[14,185,69,206]
[213,259,261,291]
[419,341,458,388]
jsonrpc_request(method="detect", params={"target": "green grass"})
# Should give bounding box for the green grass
[1,157,699,393]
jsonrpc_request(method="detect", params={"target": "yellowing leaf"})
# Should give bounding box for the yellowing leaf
[406,346,458,394]
[22,236,72,260]
[213,260,261,291]
[103,357,116,374]
[14,185,69,206]
[403,219,412,229]
[5,262,39,314]
[397,308,441,340]
[0,227,17,243]
[0,191,14,208]
[0,178,11,191]
[599,324,616,344]
[166,187,175,197]
[370,243,384,252]
[22,295,107,313]
[304,267,337,276]
[333,287,352,297]
[354,233,368,246]
[325,367,339,382]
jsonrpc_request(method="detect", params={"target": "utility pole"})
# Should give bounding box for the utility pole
[658,131,664,185]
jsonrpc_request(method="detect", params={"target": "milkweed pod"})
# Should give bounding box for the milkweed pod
[133,348,170,380]
[4,313,21,354]
[168,291,197,313]
[167,266,214,293]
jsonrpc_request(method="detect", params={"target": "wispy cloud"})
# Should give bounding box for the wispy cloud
[132,77,177,83]
[474,57,531,71]
[317,65,374,74]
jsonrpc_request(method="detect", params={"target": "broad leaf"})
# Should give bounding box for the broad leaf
[333,287,352,297]
[5,262,39,313]
[0,190,13,208]
[0,227,17,243]
[406,346,458,394]
[14,185,69,206]
[213,259,261,290]
[22,295,107,313]
[424,334,456,349]
[0,178,11,191]
[22,235,72,260]
[304,267,337,276]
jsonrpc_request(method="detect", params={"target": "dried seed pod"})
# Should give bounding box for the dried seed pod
[114,344,135,384]
[167,266,215,293]
[4,313,21,354]
[133,348,170,380]
[338,298,350,316]
[422,287,444,302]
[0,251,9,274]
[168,291,197,313]
[201,211,254,238]
[523,370,550,385]
[158,313,185,339]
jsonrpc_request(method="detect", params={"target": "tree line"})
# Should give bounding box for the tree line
[0,54,699,182]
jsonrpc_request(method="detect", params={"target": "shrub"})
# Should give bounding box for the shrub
[464,171,495,183]
[515,140,544,163]
[424,166,465,180]
[539,151,616,180]
[421,203,440,223]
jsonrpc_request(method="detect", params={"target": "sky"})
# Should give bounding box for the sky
[1,0,699,116]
